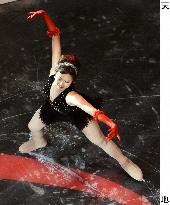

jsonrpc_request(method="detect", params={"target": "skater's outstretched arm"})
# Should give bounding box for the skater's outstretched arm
[66,91,120,141]
[27,10,61,76]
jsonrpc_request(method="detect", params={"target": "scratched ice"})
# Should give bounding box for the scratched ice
[0,1,159,204]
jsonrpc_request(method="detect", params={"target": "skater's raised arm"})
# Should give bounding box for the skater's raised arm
[51,35,61,73]
[27,10,61,76]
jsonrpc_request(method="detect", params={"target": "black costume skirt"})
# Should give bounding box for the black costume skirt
[39,94,102,131]
[39,101,70,125]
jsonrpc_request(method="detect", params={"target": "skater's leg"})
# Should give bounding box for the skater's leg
[19,109,47,153]
[82,120,143,181]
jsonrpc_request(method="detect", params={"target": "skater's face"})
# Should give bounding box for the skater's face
[54,71,73,91]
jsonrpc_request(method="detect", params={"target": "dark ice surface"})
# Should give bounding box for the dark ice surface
[0,0,159,204]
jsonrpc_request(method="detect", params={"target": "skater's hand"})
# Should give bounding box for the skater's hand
[27,10,46,20]
[93,109,121,141]
[106,125,121,141]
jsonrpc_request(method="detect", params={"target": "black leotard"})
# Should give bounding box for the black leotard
[39,75,101,130]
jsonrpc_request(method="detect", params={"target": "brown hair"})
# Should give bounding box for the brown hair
[56,53,81,81]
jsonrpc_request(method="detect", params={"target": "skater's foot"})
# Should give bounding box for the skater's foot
[120,158,143,181]
[19,138,47,153]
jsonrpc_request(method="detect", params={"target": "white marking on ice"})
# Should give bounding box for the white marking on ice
[1,112,32,121]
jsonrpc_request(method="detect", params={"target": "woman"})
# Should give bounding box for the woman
[19,10,143,181]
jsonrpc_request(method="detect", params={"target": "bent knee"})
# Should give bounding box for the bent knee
[28,121,36,131]
[28,120,44,132]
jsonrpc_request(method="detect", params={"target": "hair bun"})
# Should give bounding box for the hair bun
[59,53,81,69]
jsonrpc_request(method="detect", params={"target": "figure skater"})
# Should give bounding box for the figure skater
[19,10,143,181]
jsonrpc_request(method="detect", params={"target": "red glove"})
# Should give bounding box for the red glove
[27,10,60,37]
[93,110,121,141]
